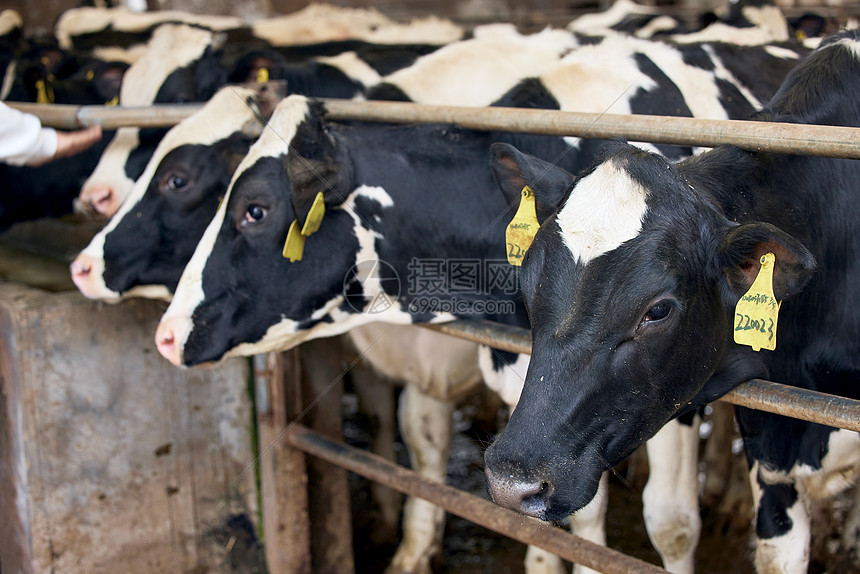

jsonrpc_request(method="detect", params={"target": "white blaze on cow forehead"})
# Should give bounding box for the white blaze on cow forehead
[315,52,382,90]
[160,96,312,347]
[383,27,577,107]
[556,158,648,264]
[85,86,261,253]
[120,24,215,106]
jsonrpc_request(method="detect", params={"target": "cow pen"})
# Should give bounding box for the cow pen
[8,100,860,573]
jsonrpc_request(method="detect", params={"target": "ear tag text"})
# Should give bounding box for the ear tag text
[506,186,539,266]
[282,192,326,262]
[734,252,780,351]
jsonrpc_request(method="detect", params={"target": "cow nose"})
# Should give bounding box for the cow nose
[79,184,119,217]
[485,466,551,518]
[155,317,187,366]
[70,253,117,300]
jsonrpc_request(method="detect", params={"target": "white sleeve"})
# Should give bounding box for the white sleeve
[0,102,59,166]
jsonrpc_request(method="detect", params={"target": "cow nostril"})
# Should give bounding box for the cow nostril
[70,259,91,278]
[520,482,551,517]
[485,466,552,519]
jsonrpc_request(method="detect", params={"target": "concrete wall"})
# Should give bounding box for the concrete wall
[0,282,262,574]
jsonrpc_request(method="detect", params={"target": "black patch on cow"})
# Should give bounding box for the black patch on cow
[755,477,797,539]
[709,43,809,109]
[629,52,694,159]
[715,77,758,121]
[354,43,442,76]
[678,44,715,71]
[365,82,411,102]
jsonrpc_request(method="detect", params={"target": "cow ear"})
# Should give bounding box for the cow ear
[285,103,353,221]
[490,142,573,223]
[718,222,816,303]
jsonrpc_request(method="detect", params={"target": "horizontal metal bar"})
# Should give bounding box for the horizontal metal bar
[419,320,860,432]
[7,102,201,130]
[322,99,860,159]
[284,423,667,574]
[8,100,860,159]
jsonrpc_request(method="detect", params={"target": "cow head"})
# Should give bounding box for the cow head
[78,24,226,217]
[71,86,264,302]
[155,95,408,366]
[483,142,815,521]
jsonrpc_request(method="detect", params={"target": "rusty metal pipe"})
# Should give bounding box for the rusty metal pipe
[8,100,860,159]
[419,320,860,432]
[284,423,668,574]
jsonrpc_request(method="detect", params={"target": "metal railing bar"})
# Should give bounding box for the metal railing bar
[284,423,668,574]
[8,100,860,159]
[418,320,860,432]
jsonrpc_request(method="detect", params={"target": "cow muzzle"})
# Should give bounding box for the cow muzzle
[484,465,553,519]
[155,315,191,367]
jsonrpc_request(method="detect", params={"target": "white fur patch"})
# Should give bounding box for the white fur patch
[119,24,215,105]
[250,4,393,47]
[764,45,803,61]
[383,28,577,107]
[670,23,776,46]
[1,59,15,101]
[478,348,529,408]
[80,127,139,210]
[556,155,648,264]
[363,15,463,45]
[0,9,21,37]
[316,52,382,89]
[567,0,659,34]
[54,6,240,49]
[797,429,860,499]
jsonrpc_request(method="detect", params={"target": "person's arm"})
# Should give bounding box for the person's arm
[0,101,57,166]
[0,102,102,167]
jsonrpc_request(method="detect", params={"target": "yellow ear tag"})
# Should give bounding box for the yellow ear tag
[35,79,53,104]
[282,220,306,262]
[256,67,269,83]
[104,95,118,107]
[300,191,325,236]
[505,186,540,266]
[734,252,780,352]
[86,69,95,81]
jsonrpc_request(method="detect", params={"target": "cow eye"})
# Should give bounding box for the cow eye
[242,204,267,226]
[639,300,673,328]
[161,173,188,192]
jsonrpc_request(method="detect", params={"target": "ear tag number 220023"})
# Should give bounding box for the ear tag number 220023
[734,252,781,352]
[506,186,539,266]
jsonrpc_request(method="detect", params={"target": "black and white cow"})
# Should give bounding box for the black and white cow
[152,31,809,573]
[74,14,461,218]
[483,29,860,573]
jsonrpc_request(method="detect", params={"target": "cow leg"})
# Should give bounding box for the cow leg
[569,471,610,574]
[351,364,402,542]
[750,462,811,574]
[385,383,454,574]
[642,417,702,574]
